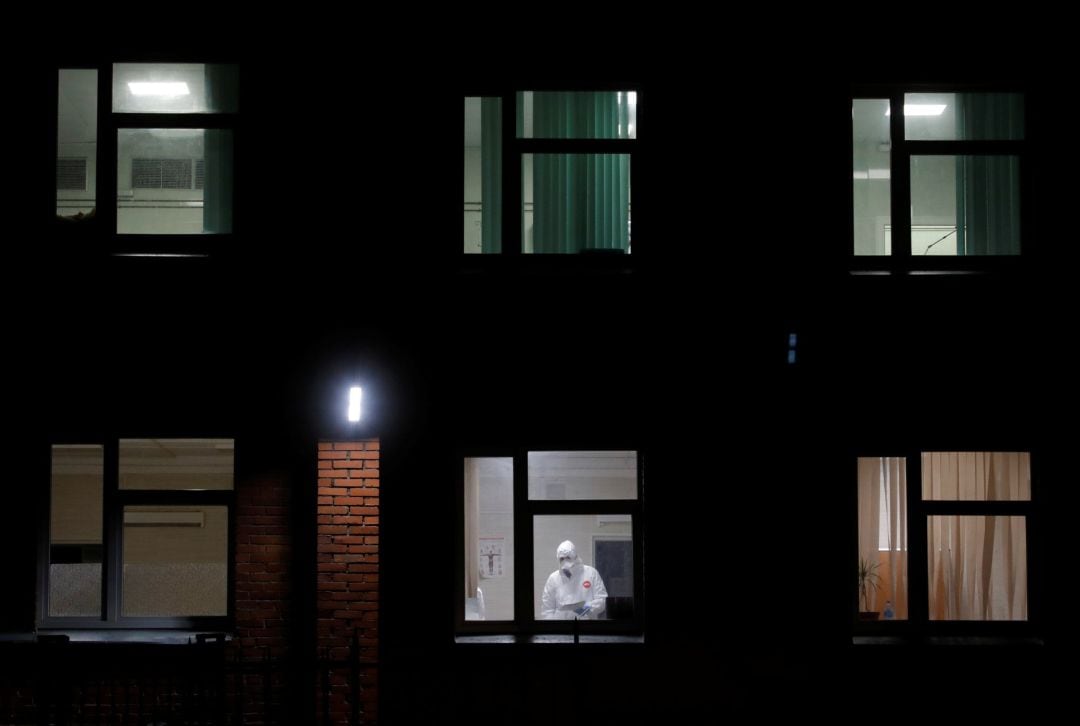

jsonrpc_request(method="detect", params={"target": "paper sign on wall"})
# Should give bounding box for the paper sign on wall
[479,537,504,578]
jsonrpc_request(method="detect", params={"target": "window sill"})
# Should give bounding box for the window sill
[849,269,989,276]
[853,635,1043,646]
[0,630,231,645]
[455,634,644,645]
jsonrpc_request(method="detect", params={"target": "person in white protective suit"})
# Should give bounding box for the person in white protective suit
[541,540,607,620]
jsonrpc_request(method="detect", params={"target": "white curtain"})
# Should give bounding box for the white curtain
[925,452,1028,620]
[857,457,907,617]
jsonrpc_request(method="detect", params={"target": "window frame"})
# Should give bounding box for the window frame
[462,82,643,264]
[853,448,1041,638]
[52,58,240,257]
[455,448,645,638]
[37,435,236,631]
[850,83,1032,273]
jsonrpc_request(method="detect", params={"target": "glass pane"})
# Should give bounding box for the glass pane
[113,63,239,114]
[464,97,501,253]
[852,99,891,255]
[117,129,234,234]
[464,458,513,621]
[904,93,1023,141]
[524,154,631,254]
[518,91,636,139]
[122,505,228,616]
[928,516,1027,620]
[909,155,1020,255]
[57,69,97,222]
[528,451,637,500]
[922,452,1031,501]
[534,515,633,621]
[856,458,907,621]
[120,439,234,490]
[49,445,103,617]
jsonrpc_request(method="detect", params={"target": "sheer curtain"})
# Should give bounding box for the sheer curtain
[857,457,907,617]
[925,452,1028,620]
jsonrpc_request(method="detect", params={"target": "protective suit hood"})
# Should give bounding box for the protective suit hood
[557,540,582,577]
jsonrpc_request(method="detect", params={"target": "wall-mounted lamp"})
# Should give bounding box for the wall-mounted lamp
[348,386,363,422]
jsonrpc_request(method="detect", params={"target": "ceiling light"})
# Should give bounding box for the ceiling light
[886,104,947,117]
[128,82,190,97]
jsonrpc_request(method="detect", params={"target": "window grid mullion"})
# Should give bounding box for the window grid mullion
[889,91,911,263]
[513,450,531,630]
[905,451,928,627]
[103,438,121,624]
[97,63,117,250]
[501,91,522,255]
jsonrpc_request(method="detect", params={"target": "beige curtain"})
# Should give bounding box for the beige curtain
[857,457,907,617]
[464,459,480,599]
[925,452,1028,620]
[922,451,1030,500]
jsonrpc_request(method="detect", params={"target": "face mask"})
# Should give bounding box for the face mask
[559,558,574,578]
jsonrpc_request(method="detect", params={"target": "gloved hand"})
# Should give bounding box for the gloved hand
[573,604,591,618]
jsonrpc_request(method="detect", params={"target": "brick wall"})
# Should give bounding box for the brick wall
[234,468,292,722]
[317,440,380,724]
[235,471,292,657]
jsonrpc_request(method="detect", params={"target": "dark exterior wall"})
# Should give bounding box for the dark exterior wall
[4,29,1078,725]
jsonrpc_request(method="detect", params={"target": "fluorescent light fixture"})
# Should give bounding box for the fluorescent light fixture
[128,81,190,97]
[886,104,947,117]
[348,386,363,422]
[853,169,891,180]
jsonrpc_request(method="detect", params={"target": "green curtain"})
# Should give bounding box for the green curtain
[481,98,502,253]
[531,92,631,253]
[204,64,239,114]
[203,130,233,234]
[956,94,1023,255]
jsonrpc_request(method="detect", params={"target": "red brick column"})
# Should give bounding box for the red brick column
[317,440,379,724]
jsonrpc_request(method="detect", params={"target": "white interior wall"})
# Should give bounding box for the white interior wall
[527,451,637,500]
[117,129,205,234]
[56,69,98,216]
[477,458,514,620]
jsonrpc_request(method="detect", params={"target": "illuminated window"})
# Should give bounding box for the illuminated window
[42,438,234,627]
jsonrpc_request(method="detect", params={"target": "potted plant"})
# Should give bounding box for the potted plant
[857,556,881,620]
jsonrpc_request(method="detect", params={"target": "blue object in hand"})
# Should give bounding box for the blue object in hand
[574,604,591,617]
